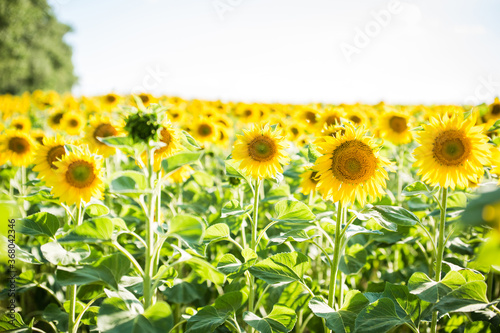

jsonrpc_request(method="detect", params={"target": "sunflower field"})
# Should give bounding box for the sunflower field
[1,91,500,333]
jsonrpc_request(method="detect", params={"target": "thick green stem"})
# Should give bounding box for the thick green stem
[248,178,262,333]
[143,148,157,309]
[68,203,83,333]
[328,203,344,310]
[431,187,448,333]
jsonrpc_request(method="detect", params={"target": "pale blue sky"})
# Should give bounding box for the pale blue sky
[50,0,500,105]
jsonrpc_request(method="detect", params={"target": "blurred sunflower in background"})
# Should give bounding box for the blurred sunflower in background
[0,130,37,167]
[314,123,392,206]
[232,123,290,179]
[484,97,500,126]
[33,135,68,179]
[61,111,85,136]
[318,106,345,130]
[152,120,184,171]
[48,109,66,130]
[31,129,46,145]
[413,113,492,189]
[299,167,320,195]
[136,93,156,107]
[166,165,194,184]
[378,110,413,145]
[84,115,122,157]
[48,147,104,206]
[101,93,121,110]
[10,116,32,132]
[190,117,220,144]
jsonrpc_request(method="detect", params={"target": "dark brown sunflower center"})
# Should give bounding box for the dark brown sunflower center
[93,123,117,141]
[8,137,29,154]
[350,115,361,124]
[331,140,377,184]
[139,94,150,103]
[106,94,117,103]
[52,113,64,125]
[305,111,317,124]
[291,127,299,135]
[244,109,253,117]
[66,161,96,188]
[433,130,471,166]
[492,104,500,116]
[310,171,319,183]
[35,135,44,145]
[198,124,213,137]
[14,123,24,130]
[326,115,340,126]
[248,136,277,162]
[47,145,65,169]
[69,119,79,128]
[389,116,407,133]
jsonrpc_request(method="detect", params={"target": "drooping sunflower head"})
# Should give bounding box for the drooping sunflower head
[232,123,290,179]
[61,111,86,136]
[0,130,37,167]
[314,123,392,206]
[33,135,69,179]
[84,115,123,157]
[379,111,413,145]
[49,147,105,206]
[413,113,492,189]
[299,168,320,195]
[10,116,32,132]
[124,109,162,144]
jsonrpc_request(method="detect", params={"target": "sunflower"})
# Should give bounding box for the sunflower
[166,165,194,184]
[190,118,220,144]
[318,107,345,130]
[232,123,290,179]
[48,110,66,130]
[314,123,392,206]
[48,147,104,206]
[31,129,46,145]
[136,93,156,107]
[0,130,37,167]
[236,104,260,123]
[101,93,121,109]
[84,115,123,157]
[299,168,320,195]
[61,111,86,136]
[345,107,369,127]
[298,106,319,127]
[10,116,31,132]
[33,136,69,179]
[413,113,492,189]
[378,110,413,145]
[317,123,346,140]
[151,121,184,171]
[491,147,500,185]
[484,97,500,126]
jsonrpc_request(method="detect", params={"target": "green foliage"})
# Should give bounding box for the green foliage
[0,0,76,94]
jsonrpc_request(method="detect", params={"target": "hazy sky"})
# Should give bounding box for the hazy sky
[49,0,500,105]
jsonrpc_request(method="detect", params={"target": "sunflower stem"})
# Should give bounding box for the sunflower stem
[248,178,262,332]
[143,148,157,309]
[431,187,448,333]
[68,203,83,333]
[397,147,404,204]
[328,202,344,316]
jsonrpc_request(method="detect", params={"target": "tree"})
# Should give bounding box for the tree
[0,0,77,94]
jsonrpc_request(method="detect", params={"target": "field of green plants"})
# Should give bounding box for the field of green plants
[1,92,500,333]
